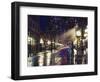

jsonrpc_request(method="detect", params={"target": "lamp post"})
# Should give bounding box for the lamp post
[76,30,81,48]
[75,27,88,64]
[40,38,44,45]
[75,29,82,64]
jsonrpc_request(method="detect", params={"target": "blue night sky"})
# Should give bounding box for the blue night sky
[28,15,88,34]
[39,16,49,32]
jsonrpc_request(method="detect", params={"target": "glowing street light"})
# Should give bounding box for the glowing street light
[28,37,32,42]
[40,38,44,44]
[47,40,51,45]
[85,28,88,33]
[84,28,88,38]
[84,33,88,37]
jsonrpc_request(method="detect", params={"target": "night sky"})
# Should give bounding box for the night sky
[28,15,88,34]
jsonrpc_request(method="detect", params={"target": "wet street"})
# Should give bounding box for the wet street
[28,50,58,66]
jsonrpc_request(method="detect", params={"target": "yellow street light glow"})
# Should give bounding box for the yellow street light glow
[28,37,32,42]
[76,30,81,37]
[52,41,55,43]
[84,33,88,37]
[47,40,51,45]
[85,28,88,33]
[40,38,44,44]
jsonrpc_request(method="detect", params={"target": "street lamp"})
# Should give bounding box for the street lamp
[28,36,32,42]
[75,30,81,49]
[47,40,51,45]
[40,38,44,44]
[84,28,88,38]
[75,30,82,64]
[84,33,87,37]
[85,28,88,33]
[40,38,44,51]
